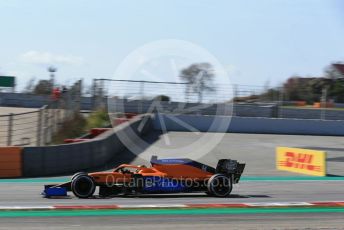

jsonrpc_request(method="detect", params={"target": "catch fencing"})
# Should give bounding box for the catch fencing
[0,105,71,147]
[95,79,344,120]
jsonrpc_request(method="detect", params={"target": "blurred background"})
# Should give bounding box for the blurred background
[1,0,344,146]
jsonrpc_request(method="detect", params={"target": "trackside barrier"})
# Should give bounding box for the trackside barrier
[21,114,153,177]
[276,147,326,176]
[152,114,344,135]
[14,113,339,178]
[0,147,22,178]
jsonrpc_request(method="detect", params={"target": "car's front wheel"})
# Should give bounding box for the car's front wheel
[71,174,96,198]
[71,172,87,181]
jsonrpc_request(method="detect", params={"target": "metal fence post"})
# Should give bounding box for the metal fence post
[36,108,43,146]
[278,87,284,118]
[56,108,61,129]
[43,107,48,145]
[139,81,144,114]
[320,88,327,120]
[7,113,13,146]
[47,108,52,144]
[52,108,56,133]
[233,84,237,116]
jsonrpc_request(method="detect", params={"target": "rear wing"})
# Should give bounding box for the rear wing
[216,159,245,184]
[232,163,245,184]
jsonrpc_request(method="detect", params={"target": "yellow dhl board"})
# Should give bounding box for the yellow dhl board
[276,147,326,176]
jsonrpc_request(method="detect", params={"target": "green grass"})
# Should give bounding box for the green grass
[84,109,110,131]
[0,207,344,217]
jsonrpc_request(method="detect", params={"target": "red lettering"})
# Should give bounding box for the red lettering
[297,154,306,163]
[307,155,313,164]
[285,152,295,160]
[285,152,295,167]
[307,165,314,171]
[280,151,320,172]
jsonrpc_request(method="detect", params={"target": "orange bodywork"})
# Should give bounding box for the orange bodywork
[89,163,214,184]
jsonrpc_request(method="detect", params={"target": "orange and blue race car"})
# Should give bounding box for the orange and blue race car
[42,156,245,198]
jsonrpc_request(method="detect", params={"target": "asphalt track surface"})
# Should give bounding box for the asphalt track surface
[0,180,343,206]
[1,132,344,229]
[127,131,344,176]
[0,179,343,229]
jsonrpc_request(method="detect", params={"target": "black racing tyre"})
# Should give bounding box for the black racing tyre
[207,174,232,197]
[71,172,87,181]
[71,175,96,198]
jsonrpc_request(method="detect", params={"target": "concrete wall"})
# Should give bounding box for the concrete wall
[0,93,96,110]
[279,108,344,120]
[21,114,153,177]
[153,114,344,136]
[0,93,50,108]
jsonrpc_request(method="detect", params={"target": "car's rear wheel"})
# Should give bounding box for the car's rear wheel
[207,174,232,197]
[71,175,96,198]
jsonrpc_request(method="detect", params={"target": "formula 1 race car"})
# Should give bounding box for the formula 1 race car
[42,156,245,198]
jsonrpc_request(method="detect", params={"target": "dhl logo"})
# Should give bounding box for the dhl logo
[276,147,326,176]
[278,152,321,172]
